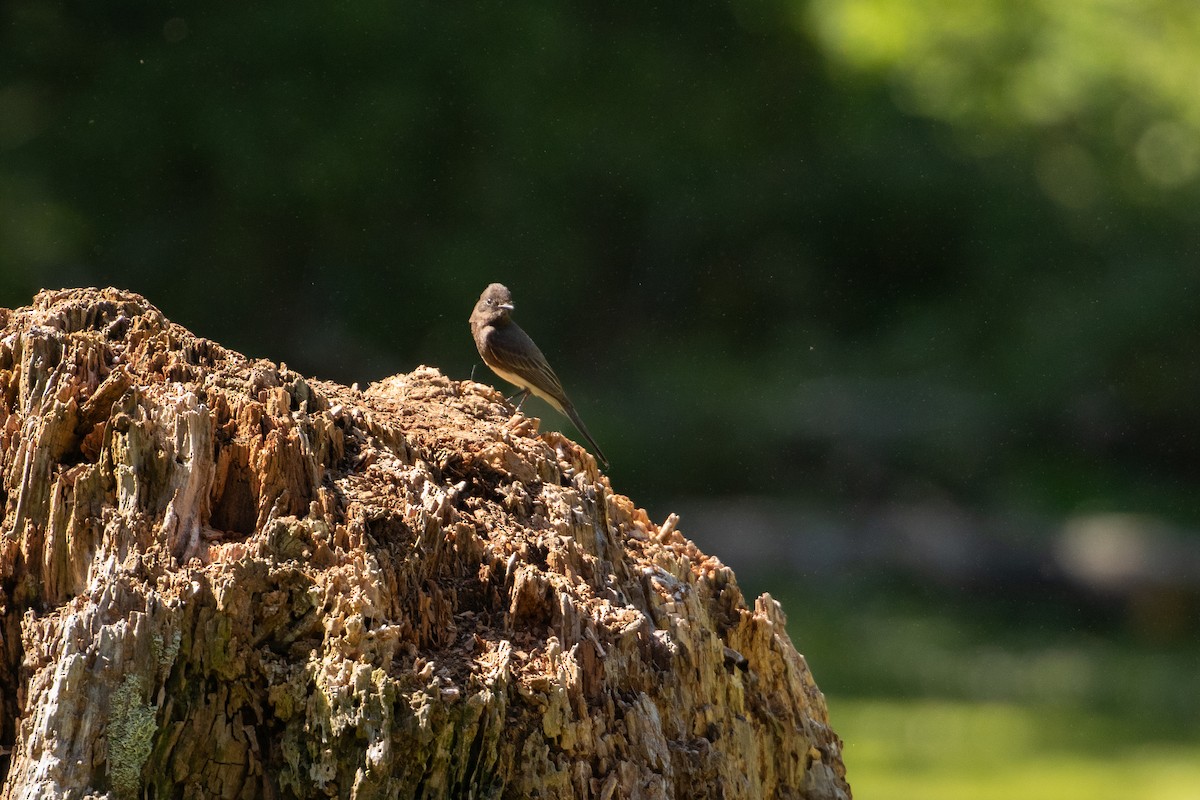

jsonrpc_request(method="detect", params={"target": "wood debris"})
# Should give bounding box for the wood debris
[0,288,850,799]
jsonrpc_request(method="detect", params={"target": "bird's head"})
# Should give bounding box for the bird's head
[472,283,515,325]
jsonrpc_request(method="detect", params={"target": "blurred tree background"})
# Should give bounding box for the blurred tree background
[3,0,1199,796]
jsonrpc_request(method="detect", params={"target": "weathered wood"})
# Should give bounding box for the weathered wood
[0,287,851,799]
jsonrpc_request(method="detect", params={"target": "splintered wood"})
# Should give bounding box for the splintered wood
[0,288,850,799]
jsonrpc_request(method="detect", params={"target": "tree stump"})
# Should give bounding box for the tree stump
[0,288,850,799]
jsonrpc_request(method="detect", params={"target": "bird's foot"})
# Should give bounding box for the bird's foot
[507,389,531,412]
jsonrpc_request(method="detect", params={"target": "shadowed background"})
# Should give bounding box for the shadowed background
[3,1,1199,796]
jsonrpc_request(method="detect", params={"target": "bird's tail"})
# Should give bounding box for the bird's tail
[563,402,610,468]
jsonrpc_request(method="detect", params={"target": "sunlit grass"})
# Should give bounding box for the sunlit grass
[832,697,1200,800]
[756,576,1200,797]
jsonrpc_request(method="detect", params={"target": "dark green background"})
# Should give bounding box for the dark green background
[5,6,1200,785]
[6,1,1198,518]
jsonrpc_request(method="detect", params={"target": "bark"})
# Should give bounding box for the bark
[0,288,851,799]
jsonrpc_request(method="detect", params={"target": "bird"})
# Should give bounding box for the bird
[469,283,609,468]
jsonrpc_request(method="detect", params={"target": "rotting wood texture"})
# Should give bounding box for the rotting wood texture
[0,288,851,799]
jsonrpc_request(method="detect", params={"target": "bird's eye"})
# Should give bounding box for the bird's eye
[487,299,494,306]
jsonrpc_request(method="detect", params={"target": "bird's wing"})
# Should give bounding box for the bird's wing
[485,324,568,402]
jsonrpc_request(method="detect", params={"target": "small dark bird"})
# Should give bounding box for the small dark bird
[470,283,609,468]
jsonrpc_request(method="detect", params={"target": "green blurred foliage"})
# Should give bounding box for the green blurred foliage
[3,0,1199,518]
[808,0,1200,194]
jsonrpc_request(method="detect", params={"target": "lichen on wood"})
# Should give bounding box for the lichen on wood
[0,287,851,799]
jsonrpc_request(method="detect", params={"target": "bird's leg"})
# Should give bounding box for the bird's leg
[507,388,530,411]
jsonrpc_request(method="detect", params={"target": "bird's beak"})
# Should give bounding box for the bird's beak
[499,303,514,311]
